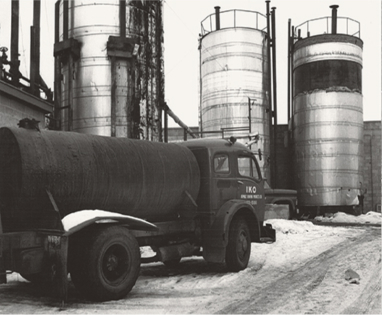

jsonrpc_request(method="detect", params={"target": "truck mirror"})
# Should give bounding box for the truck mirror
[258,148,262,161]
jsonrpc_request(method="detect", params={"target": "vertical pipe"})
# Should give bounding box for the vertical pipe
[330,5,339,34]
[63,0,69,40]
[120,0,126,38]
[164,108,168,143]
[248,97,252,133]
[30,0,41,96]
[287,19,291,121]
[54,1,61,130]
[215,6,220,30]
[10,0,19,86]
[370,136,374,209]
[199,36,203,138]
[266,0,273,184]
[111,56,117,137]
[271,6,278,186]
[291,25,295,138]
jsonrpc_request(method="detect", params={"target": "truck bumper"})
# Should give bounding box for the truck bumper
[260,223,276,243]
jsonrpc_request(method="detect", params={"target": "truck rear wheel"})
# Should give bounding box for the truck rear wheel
[225,216,251,272]
[70,226,140,301]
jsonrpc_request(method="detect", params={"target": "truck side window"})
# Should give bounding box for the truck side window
[214,154,229,173]
[238,156,260,181]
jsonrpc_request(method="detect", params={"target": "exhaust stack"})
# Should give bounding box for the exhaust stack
[330,5,339,34]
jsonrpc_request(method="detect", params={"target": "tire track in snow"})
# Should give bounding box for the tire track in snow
[217,227,381,314]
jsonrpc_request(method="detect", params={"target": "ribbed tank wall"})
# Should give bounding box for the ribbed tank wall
[0,127,200,231]
[57,0,164,140]
[200,27,270,179]
[292,34,363,207]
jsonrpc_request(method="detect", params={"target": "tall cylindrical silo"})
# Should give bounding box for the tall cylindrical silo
[199,8,270,179]
[292,6,363,212]
[54,0,164,140]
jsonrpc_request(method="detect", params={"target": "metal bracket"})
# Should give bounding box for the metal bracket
[107,36,139,59]
[46,190,65,231]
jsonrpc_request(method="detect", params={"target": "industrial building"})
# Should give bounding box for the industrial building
[0,0,380,215]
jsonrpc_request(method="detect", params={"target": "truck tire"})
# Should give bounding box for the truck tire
[225,216,251,272]
[70,226,140,301]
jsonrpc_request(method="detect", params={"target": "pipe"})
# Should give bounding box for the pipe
[163,103,197,139]
[119,0,126,38]
[330,5,339,34]
[248,97,252,133]
[164,107,168,142]
[215,6,221,30]
[287,19,291,121]
[30,0,41,97]
[266,0,273,185]
[10,0,19,86]
[63,0,69,40]
[271,6,278,186]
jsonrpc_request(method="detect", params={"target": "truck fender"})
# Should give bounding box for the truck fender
[62,210,158,237]
[202,200,260,263]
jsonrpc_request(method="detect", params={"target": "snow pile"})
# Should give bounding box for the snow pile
[265,219,318,234]
[315,211,381,225]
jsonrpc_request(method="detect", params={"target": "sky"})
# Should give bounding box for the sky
[0,0,380,128]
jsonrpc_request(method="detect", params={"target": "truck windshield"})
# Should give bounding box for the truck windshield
[238,156,261,181]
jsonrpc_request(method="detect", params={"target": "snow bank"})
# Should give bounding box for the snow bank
[265,219,318,234]
[315,211,381,225]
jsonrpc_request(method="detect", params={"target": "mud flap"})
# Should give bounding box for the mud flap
[260,224,276,243]
[47,234,68,302]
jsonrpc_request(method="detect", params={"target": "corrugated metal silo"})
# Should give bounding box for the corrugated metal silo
[292,6,363,211]
[199,7,271,179]
[54,0,164,140]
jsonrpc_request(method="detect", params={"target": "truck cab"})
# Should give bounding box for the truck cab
[180,137,275,267]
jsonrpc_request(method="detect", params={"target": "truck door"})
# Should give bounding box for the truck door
[235,154,265,216]
[210,153,237,211]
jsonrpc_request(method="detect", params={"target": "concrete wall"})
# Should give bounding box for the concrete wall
[167,127,200,143]
[362,121,381,212]
[0,81,52,129]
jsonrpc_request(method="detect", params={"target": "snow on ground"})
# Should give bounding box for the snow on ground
[3,213,381,314]
[138,218,367,292]
[314,211,382,225]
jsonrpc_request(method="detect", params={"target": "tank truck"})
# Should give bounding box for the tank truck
[0,126,275,301]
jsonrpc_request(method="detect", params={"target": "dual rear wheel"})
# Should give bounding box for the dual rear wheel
[70,226,140,301]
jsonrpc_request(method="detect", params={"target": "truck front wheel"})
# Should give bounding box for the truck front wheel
[225,216,251,272]
[70,226,140,301]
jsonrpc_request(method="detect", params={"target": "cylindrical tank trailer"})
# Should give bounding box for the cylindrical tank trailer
[0,127,200,232]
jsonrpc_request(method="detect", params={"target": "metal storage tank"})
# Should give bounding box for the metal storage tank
[54,0,164,140]
[199,7,270,179]
[292,5,363,211]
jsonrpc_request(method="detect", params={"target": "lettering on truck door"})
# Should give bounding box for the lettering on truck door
[236,155,265,211]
